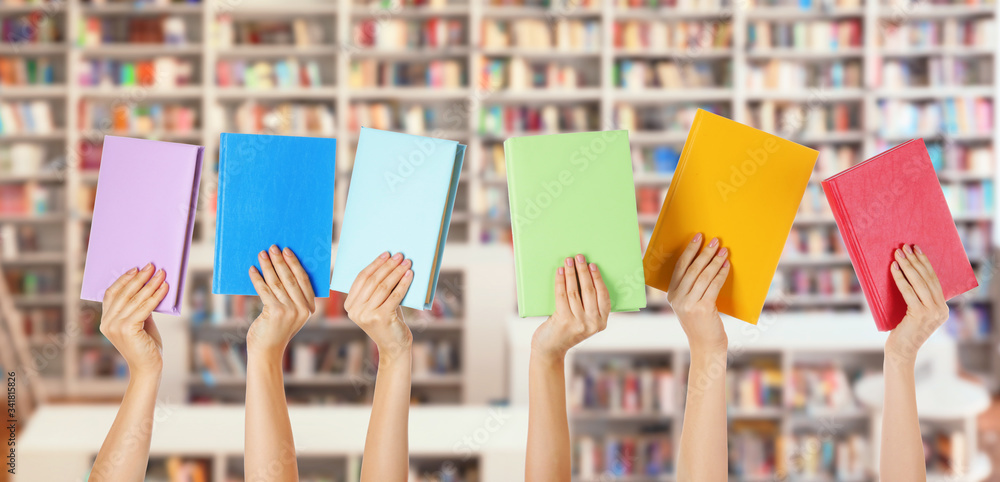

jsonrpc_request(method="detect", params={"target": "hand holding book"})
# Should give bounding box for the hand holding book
[99,263,168,378]
[886,244,950,364]
[344,252,415,361]
[667,233,731,355]
[245,245,317,358]
[530,254,611,361]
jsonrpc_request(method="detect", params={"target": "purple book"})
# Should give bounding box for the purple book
[80,136,204,315]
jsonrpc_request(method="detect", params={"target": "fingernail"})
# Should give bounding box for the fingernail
[142,263,153,271]
[283,247,293,256]
[892,261,900,270]
[709,237,719,248]
[903,244,913,255]
[392,253,402,261]
[260,251,267,259]
[575,254,585,264]
[723,259,730,268]
[127,267,138,275]
[557,267,565,275]
[403,270,413,278]
[692,233,702,243]
[380,251,390,259]
[565,257,573,267]
[718,247,728,257]
[270,245,280,254]
[155,269,164,277]
[914,245,922,255]
[589,263,597,271]
[402,259,412,268]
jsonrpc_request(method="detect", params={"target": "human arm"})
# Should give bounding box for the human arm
[525,254,610,482]
[90,264,169,482]
[244,246,317,482]
[344,252,415,482]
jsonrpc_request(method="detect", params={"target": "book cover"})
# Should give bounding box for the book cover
[330,127,465,310]
[214,133,336,296]
[642,109,818,324]
[81,136,204,315]
[822,138,978,331]
[504,130,646,317]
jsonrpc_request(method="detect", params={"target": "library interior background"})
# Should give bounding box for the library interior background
[0,0,998,480]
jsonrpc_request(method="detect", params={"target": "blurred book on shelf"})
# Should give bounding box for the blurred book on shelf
[217,58,324,89]
[730,421,780,478]
[0,57,56,86]
[215,16,328,49]
[482,18,600,51]
[727,364,783,412]
[214,101,335,136]
[353,17,466,50]
[747,59,861,91]
[748,20,862,51]
[1,12,61,45]
[569,362,676,415]
[478,104,596,135]
[0,100,56,135]
[615,103,727,134]
[481,57,594,90]
[616,59,731,90]
[81,15,189,46]
[783,433,870,480]
[574,431,674,479]
[878,98,994,137]
[78,56,196,87]
[615,19,732,51]
[78,100,197,135]
[350,59,465,88]
[0,183,61,216]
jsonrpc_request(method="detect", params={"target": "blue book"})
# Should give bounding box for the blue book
[213,133,336,296]
[330,127,465,310]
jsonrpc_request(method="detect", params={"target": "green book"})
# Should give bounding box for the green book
[504,130,646,317]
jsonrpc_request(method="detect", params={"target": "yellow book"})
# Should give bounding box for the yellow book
[642,109,818,324]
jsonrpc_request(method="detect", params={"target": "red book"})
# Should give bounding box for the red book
[822,139,978,331]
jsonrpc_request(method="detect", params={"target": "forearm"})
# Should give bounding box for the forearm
[245,350,298,482]
[361,352,412,482]
[90,372,161,482]
[678,347,728,482]
[525,351,571,482]
[880,354,925,481]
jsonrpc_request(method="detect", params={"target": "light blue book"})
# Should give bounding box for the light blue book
[330,127,466,310]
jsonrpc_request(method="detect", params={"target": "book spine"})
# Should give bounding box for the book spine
[824,179,885,330]
[643,110,702,288]
[212,135,227,293]
[503,139,528,317]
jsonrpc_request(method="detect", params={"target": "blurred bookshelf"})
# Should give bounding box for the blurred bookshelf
[0,0,996,471]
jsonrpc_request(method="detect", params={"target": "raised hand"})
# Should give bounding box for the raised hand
[667,233,731,353]
[344,252,414,361]
[99,263,168,377]
[244,245,317,482]
[91,263,169,482]
[667,233,731,481]
[526,254,610,482]
[246,245,317,357]
[531,254,611,361]
[346,252,416,482]
[886,244,950,363]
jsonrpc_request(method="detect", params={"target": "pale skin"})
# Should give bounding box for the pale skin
[344,252,415,482]
[245,245,317,482]
[881,244,950,482]
[669,233,731,482]
[90,263,169,482]
[525,254,611,482]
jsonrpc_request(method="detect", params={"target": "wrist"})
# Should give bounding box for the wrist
[530,346,566,368]
[376,341,412,366]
